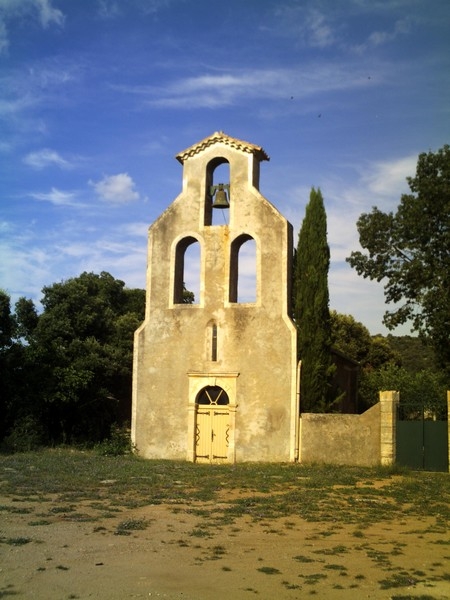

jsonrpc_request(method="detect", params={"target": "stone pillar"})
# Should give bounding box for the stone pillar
[380,390,399,466]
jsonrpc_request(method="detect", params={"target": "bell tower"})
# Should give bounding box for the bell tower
[132,132,298,462]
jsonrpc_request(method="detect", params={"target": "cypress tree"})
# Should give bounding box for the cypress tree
[294,187,333,412]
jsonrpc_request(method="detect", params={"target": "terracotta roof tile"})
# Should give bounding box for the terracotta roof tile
[176,131,270,164]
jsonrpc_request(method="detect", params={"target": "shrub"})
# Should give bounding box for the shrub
[94,424,132,456]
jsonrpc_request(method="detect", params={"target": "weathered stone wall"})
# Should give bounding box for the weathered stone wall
[299,391,402,467]
[299,403,381,466]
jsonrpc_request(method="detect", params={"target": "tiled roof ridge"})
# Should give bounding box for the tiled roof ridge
[176,131,270,164]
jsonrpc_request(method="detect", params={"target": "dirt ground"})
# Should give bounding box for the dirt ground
[1,491,449,600]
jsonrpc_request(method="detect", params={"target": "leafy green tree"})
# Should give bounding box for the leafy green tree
[294,188,334,412]
[330,311,401,410]
[386,334,438,373]
[330,311,372,364]
[14,297,39,341]
[2,272,145,447]
[0,290,15,348]
[182,283,195,304]
[359,363,447,418]
[347,145,450,372]
[0,291,16,440]
[0,292,38,447]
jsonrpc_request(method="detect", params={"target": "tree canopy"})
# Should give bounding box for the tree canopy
[1,272,145,449]
[294,188,334,412]
[330,310,400,371]
[347,145,450,372]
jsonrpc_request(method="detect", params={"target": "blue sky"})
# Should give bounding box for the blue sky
[1,0,449,334]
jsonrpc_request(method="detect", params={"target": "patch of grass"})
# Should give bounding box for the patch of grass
[313,545,348,556]
[49,505,75,514]
[28,519,51,526]
[352,529,365,538]
[0,536,32,545]
[391,596,438,600]
[257,566,281,575]
[211,545,227,559]
[324,563,347,571]
[0,504,32,514]
[301,573,327,585]
[114,517,147,536]
[379,573,420,589]
[0,449,449,529]
[189,528,212,539]
[293,554,315,563]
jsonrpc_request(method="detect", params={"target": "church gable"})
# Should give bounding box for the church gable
[132,133,298,463]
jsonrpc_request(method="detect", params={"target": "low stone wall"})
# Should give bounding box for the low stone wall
[299,403,381,466]
[300,391,401,467]
[299,390,450,469]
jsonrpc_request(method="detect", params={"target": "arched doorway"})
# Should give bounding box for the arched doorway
[195,386,230,463]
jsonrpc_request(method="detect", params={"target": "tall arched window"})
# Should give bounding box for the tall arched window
[205,158,230,226]
[229,234,257,303]
[173,237,201,304]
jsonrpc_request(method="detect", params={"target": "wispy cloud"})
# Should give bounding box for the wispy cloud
[272,5,337,49]
[352,17,412,54]
[117,64,375,109]
[29,187,80,206]
[23,148,72,169]
[361,155,416,201]
[0,0,64,54]
[90,173,140,204]
[97,0,175,19]
[97,0,121,19]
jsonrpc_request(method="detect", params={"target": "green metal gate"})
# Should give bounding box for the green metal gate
[396,402,448,472]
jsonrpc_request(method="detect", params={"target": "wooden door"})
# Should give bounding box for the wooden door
[195,407,229,463]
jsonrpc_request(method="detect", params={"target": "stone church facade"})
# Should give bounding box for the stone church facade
[132,132,298,462]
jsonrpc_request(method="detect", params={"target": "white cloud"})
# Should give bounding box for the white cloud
[97,0,120,19]
[362,155,416,200]
[122,222,149,237]
[0,236,53,305]
[97,0,172,19]
[90,173,140,204]
[23,148,71,169]
[304,9,336,48]
[29,187,79,206]
[0,19,8,53]
[128,65,374,109]
[0,0,64,54]
[34,0,64,27]
[272,5,337,49]
[352,17,412,54]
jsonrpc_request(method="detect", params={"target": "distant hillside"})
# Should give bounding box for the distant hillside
[386,335,437,372]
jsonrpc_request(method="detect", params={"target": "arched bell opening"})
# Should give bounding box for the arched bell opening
[205,158,230,226]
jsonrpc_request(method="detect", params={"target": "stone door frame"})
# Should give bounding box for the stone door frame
[187,372,239,463]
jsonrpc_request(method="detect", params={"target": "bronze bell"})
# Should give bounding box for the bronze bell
[211,183,230,209]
